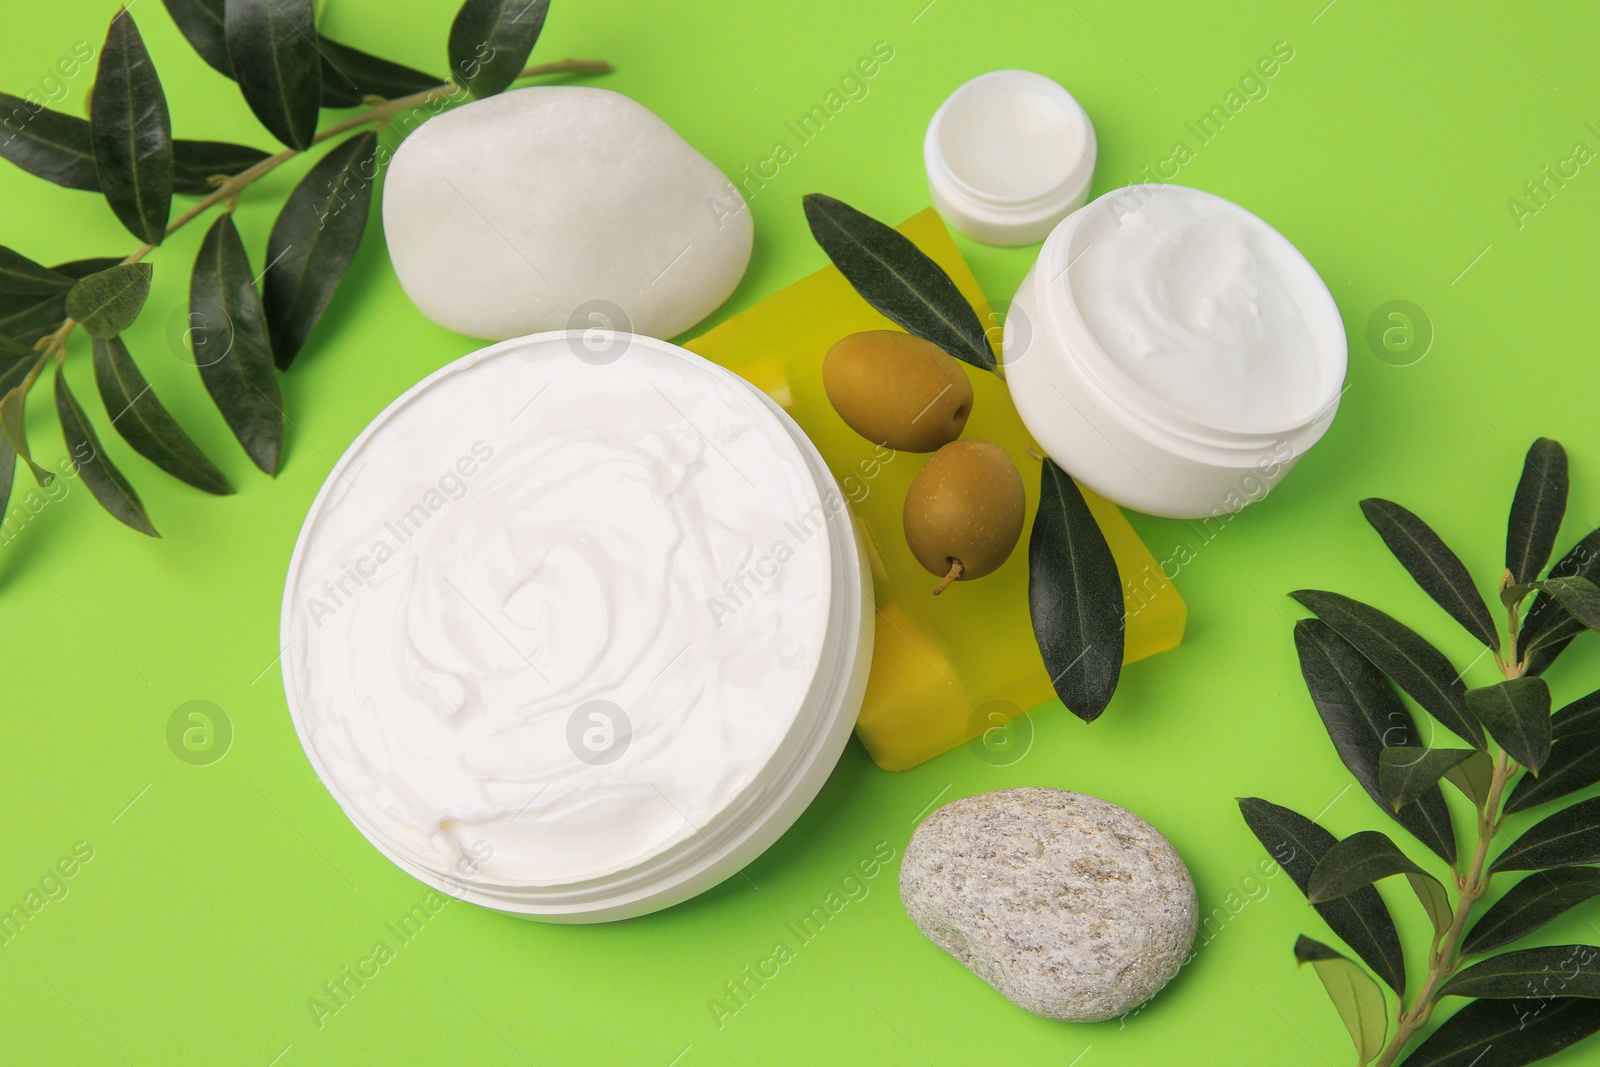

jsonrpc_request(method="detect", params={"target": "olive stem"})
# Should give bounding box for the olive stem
[932,559,964,595]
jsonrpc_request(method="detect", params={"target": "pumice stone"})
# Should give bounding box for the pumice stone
[900,788,1197,1022]
[383,87,753,340]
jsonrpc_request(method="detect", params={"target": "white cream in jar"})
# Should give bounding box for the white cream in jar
[1005,184,1346,518]
[281,332,871,921]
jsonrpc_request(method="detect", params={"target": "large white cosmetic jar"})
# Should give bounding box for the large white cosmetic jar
[281,332,872,922]
[1004,184,1347,519]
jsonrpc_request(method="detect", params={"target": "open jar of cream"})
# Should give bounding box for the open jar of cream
[1004,184,1346,519]
[280,332,872,922]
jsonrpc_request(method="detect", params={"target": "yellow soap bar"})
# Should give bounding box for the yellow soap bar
[687,210,1185,770]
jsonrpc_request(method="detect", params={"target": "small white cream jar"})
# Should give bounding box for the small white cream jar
[1005,184,1346,519]
[280,332,871,922]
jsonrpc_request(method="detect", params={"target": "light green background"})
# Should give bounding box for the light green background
[4,1,1599,1063]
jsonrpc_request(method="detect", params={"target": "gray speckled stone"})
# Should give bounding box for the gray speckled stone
[900,787,1197,1022]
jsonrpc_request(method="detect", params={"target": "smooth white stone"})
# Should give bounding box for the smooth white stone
[383,87,752,340]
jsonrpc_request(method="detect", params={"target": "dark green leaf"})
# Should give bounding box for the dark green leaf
[448,0,550,98]
[0,246,73,297]
[1292,589,1482,749]
[1444,750,1497,809]
[802,193,997,372]
[0,351,52,484]
[262,131,376,369]
[1439,945,1600,1000]
[1463,868,1600,956]
[1492,796,1600,874]
[52,258,126,279]
[91,9,174,245]
[0,335,31,359]
[1518,527,1600,675]
[1534,577,1600,632]
[1294,619,1459,864]
[54,366,156,536]
[0,294,66,349]
[1504,734,1600,815]
[1308,829,1452,938]
[0,433,14,520]
[1362,498,1499,651]
[172,139,270,195]
[1507,438,1568,585]
[1379,747,1477,812]
[318,36,442,107]
[225,0,322,149]
[65,264,153,340]
[162,0,232,78]
[1028,458,1123,722]
[1294,935,1389,1065]
[92,336,231,495]
[1401,996,1600,1066]
[1237,797,1406,994]
[0,92,100,190]
[1467,678,1552,774]
[1553,691,1600,741]
[190,215,282,474]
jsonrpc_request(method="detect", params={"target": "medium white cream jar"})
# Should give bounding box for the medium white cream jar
[1005,184,1346,519]
[280,332,871,922]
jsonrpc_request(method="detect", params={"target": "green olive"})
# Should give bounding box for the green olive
[823,331,973,453]
[903,439,1026,593]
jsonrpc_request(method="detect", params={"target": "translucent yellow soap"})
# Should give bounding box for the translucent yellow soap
[687,210,1185,770]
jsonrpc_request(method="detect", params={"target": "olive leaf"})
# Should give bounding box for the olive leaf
[53,257,127,279]
[0,246,74,297]
[0,92,101,190]
[0,434,14,519]
[91,8,174,245]
[1292,589,1482,750]
[1378,747,1477,812]
[1533,576,1600,632]
[1361,498,1499,651]
[1507,438,1569,586]
[1442,750,1496,809]
[1491,796,1600,874]
[1438,945,1600,1000]
[1294,936,1388,1066]
[190,215,282,474]
[1307,829,1453,940]
[1503,733,1600,815]
[1401,996,1600,1066]
[92,337,232,495]
[318,37,442,107]
[1553,690,1600,740]
[1466,677,1552,775]
[172,139,270,196]
[1294,619,1458,864]
[162,0,232,78]
[449,0,550,98]
[65,264,153,340]
[1028,458,1123,722]
[802,193,997,372]
[0,351,53,484]
[225,0,322,150]
[55,366,157,536]
[1238,798,1407,995]
[1518,527,1600,675]
[263,131,377,369]
[1462,868,1600,957]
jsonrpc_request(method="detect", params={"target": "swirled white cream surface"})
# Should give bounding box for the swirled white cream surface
[282,336,833,888]
[1069,184,1326,432]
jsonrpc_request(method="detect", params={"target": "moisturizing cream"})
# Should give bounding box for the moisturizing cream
[1005,184,1345,518]
[281,332,871,922]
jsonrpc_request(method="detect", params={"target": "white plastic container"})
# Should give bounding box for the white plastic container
[1004,184,1346,519]
[924,70,1096,246]
[280,332,872,922]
